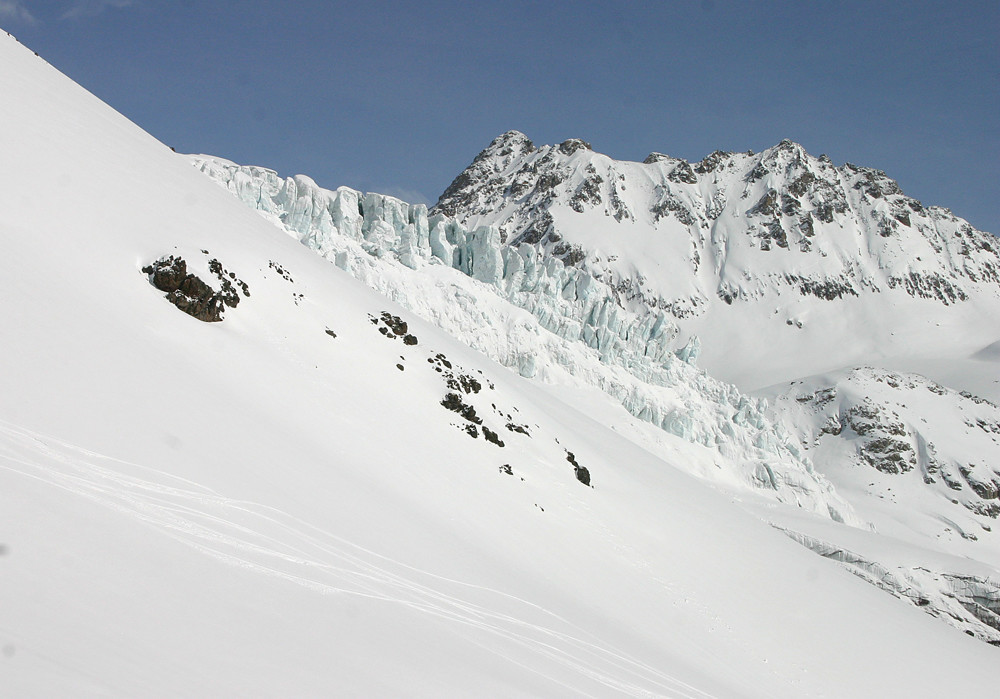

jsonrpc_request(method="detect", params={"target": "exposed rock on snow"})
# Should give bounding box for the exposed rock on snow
[772,367,1000,522]
[142,254,248,322]
[566,450,591,486]
[441,392,482,424]
[370,310,418,345]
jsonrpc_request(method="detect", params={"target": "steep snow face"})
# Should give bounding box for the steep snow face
[192,154,860,524]
[433,131,1000,388]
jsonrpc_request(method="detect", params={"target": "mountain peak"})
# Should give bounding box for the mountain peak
[556,138,592,155]
[431,128,1000,345]
[480,130,535,159]
[643,152,669,164]
[758,138,811,169]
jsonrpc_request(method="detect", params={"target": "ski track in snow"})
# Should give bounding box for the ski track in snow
[0,419,714,699]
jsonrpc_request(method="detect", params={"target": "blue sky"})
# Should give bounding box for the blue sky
[3,1,998,232]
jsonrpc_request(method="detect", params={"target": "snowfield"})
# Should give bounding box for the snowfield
[1,28,999,697]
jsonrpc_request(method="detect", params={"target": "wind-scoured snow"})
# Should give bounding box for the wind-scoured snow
[3,27,1000,697]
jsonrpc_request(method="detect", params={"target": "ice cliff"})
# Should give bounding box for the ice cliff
[191,154,859,524]
[192,155,684,373]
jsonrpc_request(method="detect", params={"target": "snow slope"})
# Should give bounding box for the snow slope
[2,29,999,697]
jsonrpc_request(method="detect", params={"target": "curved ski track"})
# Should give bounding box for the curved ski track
[0,419,714,698]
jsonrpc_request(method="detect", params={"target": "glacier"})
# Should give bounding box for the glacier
[192,154,859,524]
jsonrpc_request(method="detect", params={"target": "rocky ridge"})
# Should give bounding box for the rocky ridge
[772,367,1000,527]
[435,131,1000,315]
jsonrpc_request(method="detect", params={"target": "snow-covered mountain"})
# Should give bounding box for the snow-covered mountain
[3,26,1000,697]
[190,130,1000,650]
[434,131,1000,390]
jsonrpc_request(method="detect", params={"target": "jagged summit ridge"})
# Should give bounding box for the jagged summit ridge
[433,132,1000,314]
[425,131,1000,387]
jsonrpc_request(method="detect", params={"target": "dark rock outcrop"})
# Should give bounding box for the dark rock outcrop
[566,450,591,486]
[142,255,247,322]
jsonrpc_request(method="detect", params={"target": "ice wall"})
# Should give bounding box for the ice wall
[192,157,682,371]
[191,155,861,524]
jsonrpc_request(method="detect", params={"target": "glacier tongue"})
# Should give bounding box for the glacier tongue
[190,154,860,525]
